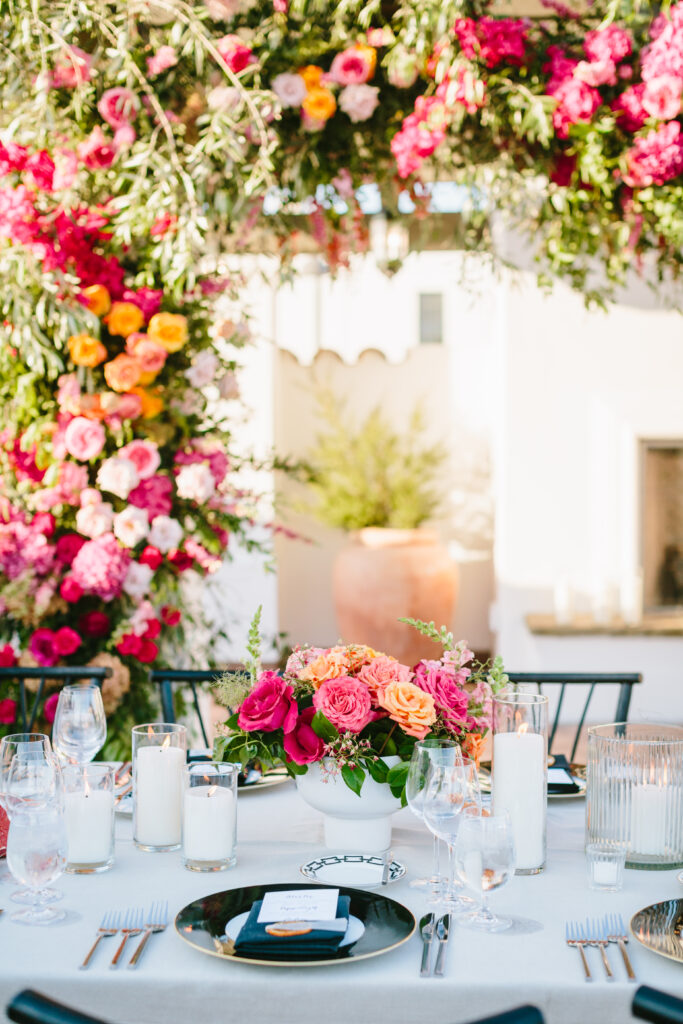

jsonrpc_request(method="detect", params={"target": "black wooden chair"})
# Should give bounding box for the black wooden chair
[506,672,642,761]
[0,666,111,733]
[8,991,109,1024]
[149,668,221,748]
[463,1008,545,1024]
[633,985,683,1024]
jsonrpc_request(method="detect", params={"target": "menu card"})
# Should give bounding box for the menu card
[257,888,340,924]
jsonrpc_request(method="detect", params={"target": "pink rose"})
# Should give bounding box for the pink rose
[313,676,373,734]
[215,35,255,74]
[642,75,683,120]
[120,440,161,480]
[549,77,601,138]
[283,707,325,765]
[147,46,178,77]
[338,84,380,122]
[574,59,616,87]
[285,646,326,675]
[128,474,174,519]
[611,83,649,131]
[71,532,131,602]
[25,151,56,191]
[64,417,106,461]
[113,125,136,151]
[584,25,632,64]
[50,47,92,89]
[43,693,60,725]
[0,698,16,725]
[414,665,470,734]
[329,46,375,85]
[272,72,307,108]
[54,627,81,656]
[357,656,412,699]
[29,628,59,667]
[77,127,117,170]
[237,671,297,732]
[624,119,683,186]
[97,88,139,129]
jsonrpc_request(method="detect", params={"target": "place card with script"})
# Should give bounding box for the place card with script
[258,888,340,924]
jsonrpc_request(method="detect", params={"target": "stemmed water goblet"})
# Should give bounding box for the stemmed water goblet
[406,738,461,899]
[6,803,67,926]
[52,683,107,764]
[0,733,53,888]
[422,758,482,910]
[454,811,516,932]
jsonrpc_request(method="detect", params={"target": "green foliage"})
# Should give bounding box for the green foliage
[311,710,339,743]
[399,617,455,650]
[245,605,263,684]
[302,393,447,531]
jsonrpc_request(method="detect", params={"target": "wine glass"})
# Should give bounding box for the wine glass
[52,683,107,764]
[6,752,64,906]
[454,812,516,932]
[422,759,482,910]
[406,738,461,897]
[0,734,52,888]
[6,806,67,925]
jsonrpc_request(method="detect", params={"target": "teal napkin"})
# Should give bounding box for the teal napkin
[233,894,351,960]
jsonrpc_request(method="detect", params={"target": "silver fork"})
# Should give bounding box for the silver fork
[566,920,592,981]
[110,908,144,968]
[80,910,120,969]
[586,918,614,980]
[127,902,169,969]
[605,913,636,981]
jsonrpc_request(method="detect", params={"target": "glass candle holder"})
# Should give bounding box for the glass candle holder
[586,723,683,869]
[182,763,238,871]
[63,764,114,874]
[132,723,187,852]
[492,691,548,875]
[586,841,626,892]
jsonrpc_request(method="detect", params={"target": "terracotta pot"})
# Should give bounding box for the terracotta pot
[332,528,458,665]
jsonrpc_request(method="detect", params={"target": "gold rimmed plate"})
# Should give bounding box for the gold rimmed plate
[631,899,683,964]
[478,761,587,800]
[175,882,416,967]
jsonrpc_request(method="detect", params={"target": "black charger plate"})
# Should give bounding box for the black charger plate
[175,882,416,967]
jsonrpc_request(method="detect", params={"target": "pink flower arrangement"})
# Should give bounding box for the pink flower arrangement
[97,88,139,129]
[624,119,683,186]
[146,46,178,77]
[237,671,297,732]
[313,676,374,733]
[215,35,255,74]
[70,532,131,601]
[329,46,376,85]
[64,417,106,461]
[77,127,117,170]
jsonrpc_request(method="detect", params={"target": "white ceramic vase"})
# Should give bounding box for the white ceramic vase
[296,757,402,853]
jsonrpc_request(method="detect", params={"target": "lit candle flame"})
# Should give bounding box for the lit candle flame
[208,785,218,798]
[203,775,211,785]
[84,777,91,798]
[161,735,171,750]
[517,722,529,736]
[147,725,155,740]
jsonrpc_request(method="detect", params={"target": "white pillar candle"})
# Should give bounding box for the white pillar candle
[64,789,113,864]
[492,730,545,871]
[630,783,668,855]
[183,785,235,862]
[135,743,185,848]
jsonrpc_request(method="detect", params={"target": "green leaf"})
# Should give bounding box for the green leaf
[311,711,339,743]
[387,761,410,800]
[341,764,366,797]
[365,757,389,783]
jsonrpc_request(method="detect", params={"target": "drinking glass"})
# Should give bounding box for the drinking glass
[422,759,482,909]
[6,751,64,905]
[406,738,461,898]
[454,812,516,932]
[6,807,67,925]
[0,734,52,812]
[52,684,107,764]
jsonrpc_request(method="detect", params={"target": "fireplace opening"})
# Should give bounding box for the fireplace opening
[642,441,683,612]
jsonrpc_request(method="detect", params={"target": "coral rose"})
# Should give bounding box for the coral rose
[237,671,297,733]
[104,354,142,393]
[80,285,111,317]
[300,649,351,688]
[68,333,107,368]
[329,45,376,84]
[313,676,374,734]
[148,312,188,352]
[357,656,412,699]
[302,87,336,121]
[126,334,167,375]
[64,416,106,461]
[105,301,145,338]
[283,707,326,765]
[378,679,436,740]
[131,387,164,418]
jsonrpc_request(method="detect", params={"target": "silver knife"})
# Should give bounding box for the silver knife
[433,914,451,977]
[419,913,435,977]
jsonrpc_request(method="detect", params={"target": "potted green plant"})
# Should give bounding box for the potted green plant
[302,395,457,665]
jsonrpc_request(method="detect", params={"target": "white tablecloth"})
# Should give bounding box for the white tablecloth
[1,781,682,1024]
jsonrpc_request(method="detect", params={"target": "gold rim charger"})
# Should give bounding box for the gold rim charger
[630,899,683,964]
[175,882,416,967]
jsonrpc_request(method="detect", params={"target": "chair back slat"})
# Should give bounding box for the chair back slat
[632,984,683,1024]
[8,990,109,1024]
[150,669,218,748]
[27,677,47,733]
[190,682,210,747]
[505,673,642,759]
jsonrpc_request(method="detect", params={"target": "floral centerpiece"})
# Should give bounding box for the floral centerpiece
[217,615,507,800]
[0,147,261,755]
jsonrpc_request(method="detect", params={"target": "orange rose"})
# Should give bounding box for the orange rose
[302,87,336,122]
[461,732,484,767]
[105,301,145,338]
[131,386,164,419]
[77,394,106,421]
[378,679,436,740]
[103,354,142,393]
[81,284,111,317]
[67,333,107,368]
[300,649,351,688]
[299,65,323,90]
[148,312,188,353]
